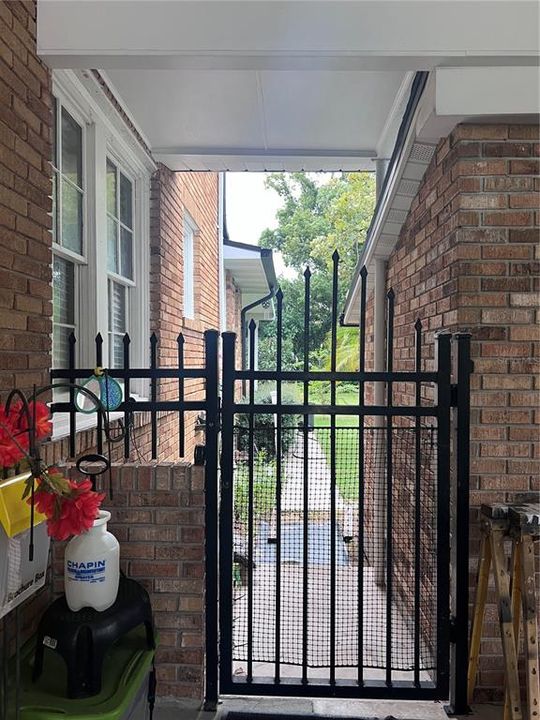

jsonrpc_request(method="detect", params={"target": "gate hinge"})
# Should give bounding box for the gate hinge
[450,384,458,407]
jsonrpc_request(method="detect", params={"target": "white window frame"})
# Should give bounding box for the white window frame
[183,212,197,320]
[51,94,89,369]
[51,70,155,439]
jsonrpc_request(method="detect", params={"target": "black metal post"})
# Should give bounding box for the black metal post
[275,289,283,684]
[123,333,131,459]
[446,333,472,716]
[150,333,158,459]
[95,333,103,455]
[219,332,236,694]
[435,331,452,699]
[413,319,422,687]
[329,251,339,686]
[68,332,76,458]
[204,329,220,710]
[178,333,185,458]
[385,289,395,687]
[358,266,367,686]
[247,319,256,683]
[302,268,311,685]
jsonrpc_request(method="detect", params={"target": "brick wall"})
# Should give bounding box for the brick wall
[366,122,539,701]
[150,165,220,462]
[0,0,53,396]
[1,4,219,704]
[50,463,206,701]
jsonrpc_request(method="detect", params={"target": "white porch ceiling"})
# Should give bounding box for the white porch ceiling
[38,0,539,172]
[103,69,406,171]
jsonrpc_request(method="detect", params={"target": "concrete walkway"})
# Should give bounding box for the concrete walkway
[155,697,503,720]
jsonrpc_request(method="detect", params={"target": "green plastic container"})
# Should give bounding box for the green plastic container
[7,627,155,720]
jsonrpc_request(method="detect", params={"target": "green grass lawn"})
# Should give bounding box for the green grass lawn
[312,384,362,501]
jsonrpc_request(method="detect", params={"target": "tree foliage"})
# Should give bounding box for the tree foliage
[258,172,375,370]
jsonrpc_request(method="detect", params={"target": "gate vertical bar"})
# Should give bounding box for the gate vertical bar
[123,334,131,459]
[414,319,423,686]
[329,250,339,686]
[204,330,220,710]
[275,289,283,684]
[68,332,76,458]
[247,319,256,683]
[385,289,395,687]
[357,266,367,686]
[150,333,158,459]
[447,333,472,715]
[435,331,452,697]
[302,268,311,685]
[220,332,236,693]
[178,333,185,458]
[95,333,103,455]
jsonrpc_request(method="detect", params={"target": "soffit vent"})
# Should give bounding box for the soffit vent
[409,142,436,164]
[396,178,420,197]
[386,208,409,224]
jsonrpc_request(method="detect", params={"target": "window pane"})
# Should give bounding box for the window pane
[52,97,58,169]
[108,216,118,273]
[112,335,124,368]
[120,227,133,279]
[53,256,75,325]
[53,325,74,369]
[107,159,117,216]
[61,108,82,188]
[61,180,83,254]
[120,173,133,228]
[52,172,57,244]
[109,281,127,333]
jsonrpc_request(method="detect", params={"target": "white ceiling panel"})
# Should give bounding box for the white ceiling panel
[106,69,265,151]
[260,71,405,151]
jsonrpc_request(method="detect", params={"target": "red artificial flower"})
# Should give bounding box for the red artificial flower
[33,477,105,542]
[12,401,52,441]
[0,405,28,468]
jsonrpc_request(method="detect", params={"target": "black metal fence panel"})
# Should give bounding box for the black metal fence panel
[48,254,471,709]
[218,255,471,703]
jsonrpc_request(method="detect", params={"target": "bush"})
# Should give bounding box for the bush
[236,382,301,457]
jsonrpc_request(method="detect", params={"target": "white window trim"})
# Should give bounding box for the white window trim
[51,71,153,435]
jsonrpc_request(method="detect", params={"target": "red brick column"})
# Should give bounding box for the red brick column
[0,0,53,396]
[52,462,206,701]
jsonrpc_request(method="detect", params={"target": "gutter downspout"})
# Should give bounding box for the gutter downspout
[241,287,275,395]
[373,257,387,587]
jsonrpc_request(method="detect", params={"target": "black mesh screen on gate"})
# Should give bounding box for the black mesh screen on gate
[231,422,437,675]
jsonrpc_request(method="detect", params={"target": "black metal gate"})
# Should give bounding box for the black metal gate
[49,254,471,711]
[214,255,471,705]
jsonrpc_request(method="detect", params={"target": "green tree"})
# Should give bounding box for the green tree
[257,172,375,371]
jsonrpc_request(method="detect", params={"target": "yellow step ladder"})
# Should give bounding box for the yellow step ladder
[468,503,539,720]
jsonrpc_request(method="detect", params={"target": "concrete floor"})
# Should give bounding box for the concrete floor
[155,697,503,720]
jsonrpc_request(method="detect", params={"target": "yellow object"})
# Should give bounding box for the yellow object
[0,473,47,538]
[94,366,104,377]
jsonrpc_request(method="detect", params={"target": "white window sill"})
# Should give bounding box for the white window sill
[51,395,148,441]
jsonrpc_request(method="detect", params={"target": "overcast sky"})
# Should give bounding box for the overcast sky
[225,172,282,246]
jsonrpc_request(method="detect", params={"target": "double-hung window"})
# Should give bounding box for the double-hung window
[107,159,135,367]
[51,70,152,404]
[52,99,85,368]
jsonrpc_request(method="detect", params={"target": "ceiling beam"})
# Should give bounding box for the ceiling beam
[38,0,539,70]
